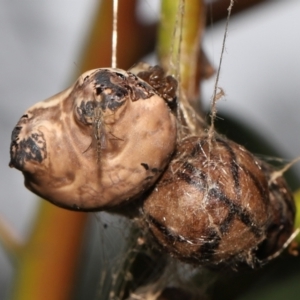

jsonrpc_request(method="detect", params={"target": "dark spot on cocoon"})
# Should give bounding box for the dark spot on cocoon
[141,163,149,170]
[10,131,47,170]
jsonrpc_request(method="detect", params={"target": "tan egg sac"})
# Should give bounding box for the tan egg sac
[142,135,295,269]
[9,68,177,211]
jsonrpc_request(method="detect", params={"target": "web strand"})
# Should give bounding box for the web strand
[208,0,234,138]
[112,0,119,68]
[269,156,300,183]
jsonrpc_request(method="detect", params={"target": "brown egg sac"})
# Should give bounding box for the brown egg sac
[142,135,296,269]
[9,67,177,211]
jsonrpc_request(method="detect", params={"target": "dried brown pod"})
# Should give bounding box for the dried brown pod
[9,67,177,211]
[136,65,178,105]
[142,134,292,269]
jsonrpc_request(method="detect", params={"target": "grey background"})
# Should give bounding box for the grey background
[0,0,299,297]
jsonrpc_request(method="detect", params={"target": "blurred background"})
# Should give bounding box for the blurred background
[0,0,299,299]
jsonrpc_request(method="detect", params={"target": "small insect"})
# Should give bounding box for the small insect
[91,102,124,163]
[82,96,110,163]
[92,103,106,162]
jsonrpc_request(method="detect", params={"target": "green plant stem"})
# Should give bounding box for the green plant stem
[294,189,300,244]
[11,203,87,300]
[158,0,205,106]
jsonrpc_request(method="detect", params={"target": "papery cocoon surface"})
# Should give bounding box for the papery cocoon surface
[10,67,177,211]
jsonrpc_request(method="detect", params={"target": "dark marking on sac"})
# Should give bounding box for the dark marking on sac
[209,188,263,238]
[99,92,126,111]
[87,69,172,115]
[182,161,207,180]
[93,69,156,111]
[11,126,22,143]
[177,137,265,239]
[176,172,206,191]
[241,165,269,206]
[216,137,241,196]
[219,212,235,234]
[177,161,207,190]
[94,69,127,97]
[96,87,103,95]
[141,164,163,174]
[147,214,187,244]
[77,100,95,124]
[198,228,221,259]
[141,163,149,170]
[10,131,47,170]
[147,212,222,262]
[94,70,128,110]
[176,160,263,238]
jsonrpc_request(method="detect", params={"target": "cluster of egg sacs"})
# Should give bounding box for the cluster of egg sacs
[10,64,295,269]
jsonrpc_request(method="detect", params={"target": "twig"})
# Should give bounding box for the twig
[0,214,23,262]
